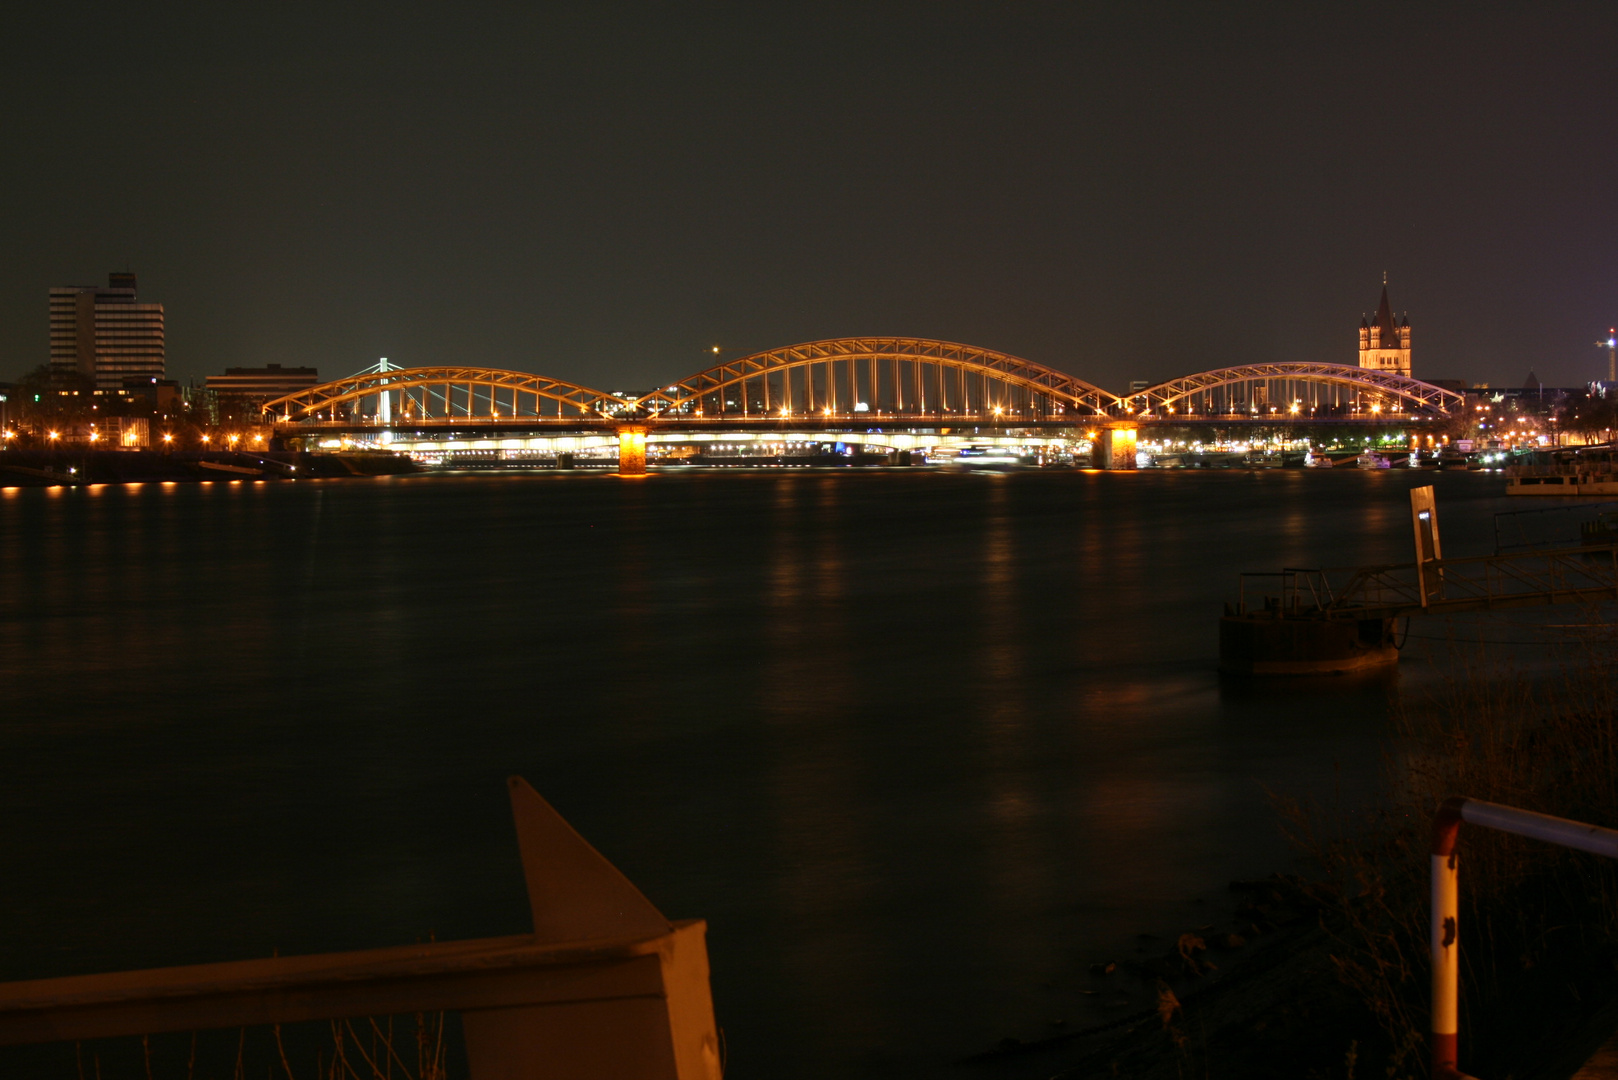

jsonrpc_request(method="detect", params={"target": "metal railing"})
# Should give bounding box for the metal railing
[1492,502,1618,554]
[1234,545,1618,621]
[1233,569,1339,615]
[0,778,722,1080]
[274,413,1084,429]
[1431,798,1618,1080]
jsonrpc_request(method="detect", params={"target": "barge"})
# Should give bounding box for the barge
[1505,446,1618,496]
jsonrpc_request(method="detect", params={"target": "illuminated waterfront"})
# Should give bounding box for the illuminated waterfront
[0,469,1564,1077]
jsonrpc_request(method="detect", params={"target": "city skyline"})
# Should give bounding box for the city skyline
[3,5,1617,392]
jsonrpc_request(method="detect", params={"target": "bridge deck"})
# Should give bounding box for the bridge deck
[274,414,1443,438]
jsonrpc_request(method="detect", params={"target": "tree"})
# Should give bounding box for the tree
[1555,389,1617,443]
[10,364,95,437]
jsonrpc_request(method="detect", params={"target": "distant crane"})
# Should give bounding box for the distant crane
[1599,330,1616,384]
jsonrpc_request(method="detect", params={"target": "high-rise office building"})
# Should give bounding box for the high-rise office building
[49,272,165,391]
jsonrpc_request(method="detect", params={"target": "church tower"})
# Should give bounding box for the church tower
[1358,278,1411,376]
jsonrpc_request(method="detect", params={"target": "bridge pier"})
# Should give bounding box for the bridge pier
[618,426,648,476]
[1093,422,1138,470]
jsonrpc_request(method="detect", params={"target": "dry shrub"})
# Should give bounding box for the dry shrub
[310,1013,448,1080]
[73,1013,450,1080]
[1281,610,1618,1077]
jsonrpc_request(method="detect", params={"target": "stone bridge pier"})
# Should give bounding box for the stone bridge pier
[617,425,648,476]
[1093,422,1138,469]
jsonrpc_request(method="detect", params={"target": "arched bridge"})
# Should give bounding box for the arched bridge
[1125,362,1466,419]
[263,366,630,423]
[261,340,1468,429]
[635,337,1115,419]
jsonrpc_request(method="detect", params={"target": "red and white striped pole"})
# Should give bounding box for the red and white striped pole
[1431,797,1618,1080]
[1431,798,1466,1080]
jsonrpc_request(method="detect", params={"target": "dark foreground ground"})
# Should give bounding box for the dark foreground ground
[966,875,1618,1080]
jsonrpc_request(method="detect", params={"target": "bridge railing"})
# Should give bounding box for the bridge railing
[272,409,1086,428]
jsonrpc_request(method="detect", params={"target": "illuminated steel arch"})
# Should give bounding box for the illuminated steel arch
[637,337,1115,419]
[263,366,627,423]
[1129,363,1465,417]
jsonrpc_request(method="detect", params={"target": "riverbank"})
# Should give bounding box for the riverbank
[968,873,1618,1079]
[959,874,1372,1078]
[969,638,1618,1080]
[0,448,420,485]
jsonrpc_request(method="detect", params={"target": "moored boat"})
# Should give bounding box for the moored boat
[1506,446,1618,496]
[945,445,1021,470]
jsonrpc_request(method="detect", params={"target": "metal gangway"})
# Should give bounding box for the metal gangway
[1236,545,1618,622]
[1233,486,1618,622]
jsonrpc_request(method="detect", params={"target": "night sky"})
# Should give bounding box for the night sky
[3,2,1616,393]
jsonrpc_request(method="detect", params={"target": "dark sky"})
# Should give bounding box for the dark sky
[3,2,1616,393]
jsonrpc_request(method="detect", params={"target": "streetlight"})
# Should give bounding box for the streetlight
[47,430,59,441]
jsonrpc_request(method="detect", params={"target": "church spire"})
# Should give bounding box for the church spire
[1375,282,1396,346]
[1358,276,1411,377]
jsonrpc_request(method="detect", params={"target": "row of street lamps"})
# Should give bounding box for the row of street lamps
[1,429,267,448]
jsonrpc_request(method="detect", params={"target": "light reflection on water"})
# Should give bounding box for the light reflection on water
[0,469,1567,1077]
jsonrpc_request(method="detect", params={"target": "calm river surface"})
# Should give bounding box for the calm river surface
[0,469,1553,1076]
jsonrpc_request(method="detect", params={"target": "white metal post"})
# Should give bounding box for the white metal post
[1431,797,1618,1080]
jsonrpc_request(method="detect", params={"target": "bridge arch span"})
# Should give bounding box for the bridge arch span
[637,337,1115,418]
[1130,363,1465,417]
[262,366,626,423]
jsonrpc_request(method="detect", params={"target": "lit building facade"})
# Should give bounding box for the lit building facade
[204,364,320,402]
[1358,280,1411,376]
[49,273,165,391]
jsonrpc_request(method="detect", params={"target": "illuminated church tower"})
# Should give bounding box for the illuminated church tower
[1358,277,1411,376]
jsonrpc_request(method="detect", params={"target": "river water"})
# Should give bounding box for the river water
[0,469,1556,1076]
